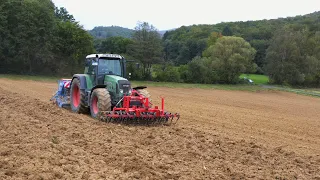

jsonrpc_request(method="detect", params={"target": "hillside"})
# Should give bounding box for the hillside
[89,26,134,39]
[89,25,175,39]
[159,28,176,36]
[163,11,320,67]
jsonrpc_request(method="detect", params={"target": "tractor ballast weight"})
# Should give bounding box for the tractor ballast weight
[50,54,180,125]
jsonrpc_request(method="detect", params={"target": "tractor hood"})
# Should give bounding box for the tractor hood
[105,75,128,82]
[104,75,131,96]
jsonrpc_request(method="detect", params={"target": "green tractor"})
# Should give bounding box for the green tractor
[51,53,179,124]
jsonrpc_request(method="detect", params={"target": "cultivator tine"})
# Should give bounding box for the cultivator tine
[99,108,180,126]
[154,117,161,125]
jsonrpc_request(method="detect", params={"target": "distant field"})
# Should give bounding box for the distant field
[131,81,263,91]
[0,74,264,92]
[240,74,269,85]
[0,74,59,82]
[2,74,319,97]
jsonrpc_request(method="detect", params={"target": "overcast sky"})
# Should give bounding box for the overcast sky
[51,0,319,30]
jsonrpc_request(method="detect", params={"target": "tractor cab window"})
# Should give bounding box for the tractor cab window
[98,58,122,76]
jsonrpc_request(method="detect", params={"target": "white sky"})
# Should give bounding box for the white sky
[51,0,319,30]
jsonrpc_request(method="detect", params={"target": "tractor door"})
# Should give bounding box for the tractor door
[84,58,97,86]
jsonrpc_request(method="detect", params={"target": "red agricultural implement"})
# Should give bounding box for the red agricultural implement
[100,89,180,125]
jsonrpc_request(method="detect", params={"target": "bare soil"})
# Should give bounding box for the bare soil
[0,79,319,179]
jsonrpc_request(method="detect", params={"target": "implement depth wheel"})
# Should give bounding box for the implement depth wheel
[90,88,112,119]
[70,78,89,114]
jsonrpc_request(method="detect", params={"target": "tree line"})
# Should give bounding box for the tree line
[0,1,319,87]
[97,12,320,86]
[0,0,94,76]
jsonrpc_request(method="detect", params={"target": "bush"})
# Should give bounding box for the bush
[126,63,143,80]
[181,56,218,84]
[154,64,180,82]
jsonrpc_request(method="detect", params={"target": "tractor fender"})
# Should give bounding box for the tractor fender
[72,74,87,90]
[90,85,107,96]
[132,86,147,90]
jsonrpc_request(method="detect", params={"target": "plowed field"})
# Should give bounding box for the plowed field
[0,78,319,179]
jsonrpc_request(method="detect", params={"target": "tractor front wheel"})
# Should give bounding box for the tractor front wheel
[70,78,89,113]
[90,88,112,119]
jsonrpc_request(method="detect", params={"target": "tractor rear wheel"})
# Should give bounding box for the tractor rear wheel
[137,89,152,106]
[90,88,112,119]
[70,78,89,114]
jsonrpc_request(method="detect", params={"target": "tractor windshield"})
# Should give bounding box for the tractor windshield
[98,59,122,76]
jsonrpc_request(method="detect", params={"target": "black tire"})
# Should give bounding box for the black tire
[137,89,152,107]
[70,78,89,114]
[90,88,112,119]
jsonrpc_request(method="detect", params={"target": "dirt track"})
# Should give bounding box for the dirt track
[0,79,319,179]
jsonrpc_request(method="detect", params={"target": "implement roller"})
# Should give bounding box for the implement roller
[51,53,180,125]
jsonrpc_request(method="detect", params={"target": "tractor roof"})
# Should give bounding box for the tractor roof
[86,54,124,59]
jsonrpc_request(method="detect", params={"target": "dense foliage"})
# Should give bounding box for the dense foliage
[265,26,320,86]
[167,37,256,84]
[0,0,94,75]
[127,22,163,80]
[165,12,317,67]
[206,37,256,84]
[89,26,134,39]
[94,36,134,55]
[1,1,319,87]
[158,11,320,86]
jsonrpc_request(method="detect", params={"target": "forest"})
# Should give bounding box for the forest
[0,0,319,86]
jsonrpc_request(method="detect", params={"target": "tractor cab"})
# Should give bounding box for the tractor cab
[84,54,127,86]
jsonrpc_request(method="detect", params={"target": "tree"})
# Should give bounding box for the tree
[52,21,95,75]
[1,0,57,74]
[98,36,133,54]
[249,39,269,73]
[184,56,217,84]
[203,32,223,57]
[208,36,257,83]
[127,22,163,79]
[222,25,233,36]
[55,7,75,22]
[207,32,223,47]
[265,26,318,85]
[153,64,180,82]
[0,0,95,76]
[162,25,218,65]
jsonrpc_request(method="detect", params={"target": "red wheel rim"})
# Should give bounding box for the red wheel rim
[92,95,98,114]
[72,85,80,107]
